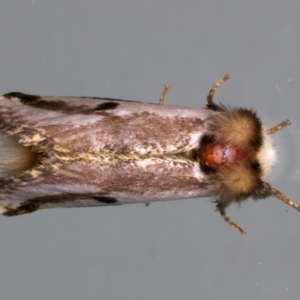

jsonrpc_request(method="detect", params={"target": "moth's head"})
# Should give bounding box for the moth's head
[198,105,290,205]
[201,74,297,234]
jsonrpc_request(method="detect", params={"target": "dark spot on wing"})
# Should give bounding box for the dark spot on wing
[92,196,118,203]
[81,97,140,103]
[25,193,113,203]
[4,92,82,112]
[94,102,119,111]
[21,98,81,112]
[3,93,145,115]
[3,202,40,216]
[2,193,119,216]
[3,92,41,102]
[3,92,102,114]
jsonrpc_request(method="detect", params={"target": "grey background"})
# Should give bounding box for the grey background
[0,1,300,299]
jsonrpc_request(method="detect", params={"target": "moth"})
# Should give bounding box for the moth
[0,75,298,234]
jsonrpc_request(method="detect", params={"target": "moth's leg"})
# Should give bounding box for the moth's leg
[158,84,171,105]
[267,119,291,135]
[219,206,247,234]
[207,74,230,105]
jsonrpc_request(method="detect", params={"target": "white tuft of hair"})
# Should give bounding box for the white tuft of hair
[257,129,277,176]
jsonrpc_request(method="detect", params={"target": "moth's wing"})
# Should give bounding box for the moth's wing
[0,93,215,215]
[0,157,213,215]
[0,93,217,154]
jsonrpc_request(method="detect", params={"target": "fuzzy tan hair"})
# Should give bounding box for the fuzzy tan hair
[207,163,264,208]
[208,107,263,150]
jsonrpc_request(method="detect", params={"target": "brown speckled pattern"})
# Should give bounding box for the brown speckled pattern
[0,94,215,215]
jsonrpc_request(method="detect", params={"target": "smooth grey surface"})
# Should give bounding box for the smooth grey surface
[0,1,300,300]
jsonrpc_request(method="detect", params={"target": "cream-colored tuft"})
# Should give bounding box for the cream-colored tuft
[0,133,37,177]
[209,108,261,147]
[209,164,259,202]
[257,129,277,176]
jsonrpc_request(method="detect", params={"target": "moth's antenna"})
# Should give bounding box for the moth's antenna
[267,119,291,135]
[207,74,230,105]
[271,187,300,211]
